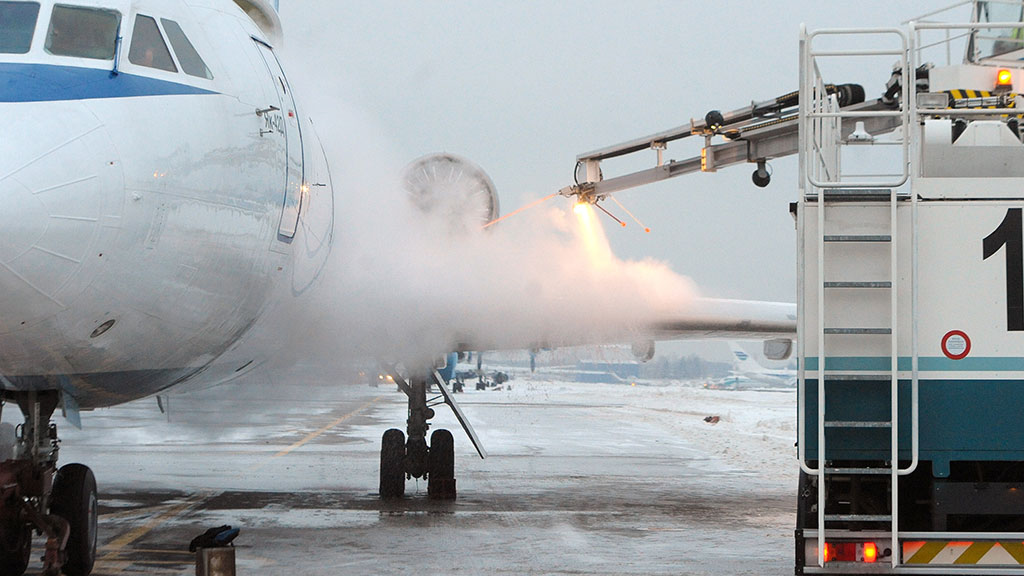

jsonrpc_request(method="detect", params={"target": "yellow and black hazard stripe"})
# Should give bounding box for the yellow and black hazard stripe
[947,89,998,102]
[943,89,1022,119]
[905,541,1024,565]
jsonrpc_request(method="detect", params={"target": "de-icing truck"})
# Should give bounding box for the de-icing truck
[559,1,1024,572]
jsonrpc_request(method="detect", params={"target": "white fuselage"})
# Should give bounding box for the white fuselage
[0,0,332,408]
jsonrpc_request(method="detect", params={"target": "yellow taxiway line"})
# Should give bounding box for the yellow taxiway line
[95,492,209,574]
[249,395,384,471]
[93,395,385,573]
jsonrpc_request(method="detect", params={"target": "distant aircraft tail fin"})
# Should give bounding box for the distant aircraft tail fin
[729,342,767,374]
[727,341,796,388]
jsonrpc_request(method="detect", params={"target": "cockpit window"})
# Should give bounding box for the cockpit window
[45,5,120,60]
[0,2,40,54]
[128,15,176,72]
[161,19,212,79]
[974,1,1024,60]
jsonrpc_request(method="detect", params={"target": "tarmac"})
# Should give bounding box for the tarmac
[28,364,798,575]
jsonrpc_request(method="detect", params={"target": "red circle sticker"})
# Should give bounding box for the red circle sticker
[941,330,971,360]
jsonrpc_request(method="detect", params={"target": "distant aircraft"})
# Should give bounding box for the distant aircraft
[707,342,796,390]
[0,1,794,574]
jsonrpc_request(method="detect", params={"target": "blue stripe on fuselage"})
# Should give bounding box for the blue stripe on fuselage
[0,62,217,102]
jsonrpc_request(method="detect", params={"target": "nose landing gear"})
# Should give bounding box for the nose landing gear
[379,369,475,501]
[0,391,97,576]
[379,373,458,500]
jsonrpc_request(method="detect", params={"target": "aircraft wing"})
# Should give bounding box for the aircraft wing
[645,298,796,340]
[444,297,796,358]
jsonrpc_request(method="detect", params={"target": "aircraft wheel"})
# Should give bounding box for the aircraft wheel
[379,429,406,499]
[0,520,31,576]
[50,464,97,576]
[427,429,456,500]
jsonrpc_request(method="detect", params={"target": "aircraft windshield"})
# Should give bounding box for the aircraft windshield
[974,1,1024,60]
[161,19,212,79]
[0,2,40,54]
[45,4,120,60]
[128,15,176,72]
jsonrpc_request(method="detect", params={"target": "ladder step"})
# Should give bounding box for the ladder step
[824,328,892,335]
[823,514,893,522]
[823,234,892,243]
[822,372,894,381]
[813,188,910,202]
[824,281,892,289]
[823,188,894,196]
[824,420,892,428]
[825,467,894,475]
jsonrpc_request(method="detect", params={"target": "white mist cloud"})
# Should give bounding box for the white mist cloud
[263,29,703,369]
[289,100,699,365]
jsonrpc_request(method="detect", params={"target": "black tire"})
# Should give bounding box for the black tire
[379,429,406,499]
[427,429,456,500]
[0,521,31,576]
[50,464,97,576]
[835,83,866,107]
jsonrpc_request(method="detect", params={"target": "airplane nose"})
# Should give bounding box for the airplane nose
[0,100,124,332]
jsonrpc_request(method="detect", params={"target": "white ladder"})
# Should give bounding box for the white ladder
[797,25,917,569]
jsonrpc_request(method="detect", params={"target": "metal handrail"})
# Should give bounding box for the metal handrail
[804,28,910,191]
[921,107,1023,116]
[914,20,1024,30]
[916,30,972,53]
[902,23,922,482]
[902,0,973,25]
[806,111,906,118]
[797,24,812,479]
[809,49,906,57]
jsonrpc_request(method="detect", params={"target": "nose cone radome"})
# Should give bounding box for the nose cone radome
[0,100,123,334]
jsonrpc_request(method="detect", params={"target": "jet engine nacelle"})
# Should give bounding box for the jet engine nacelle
[762,338,793,361]
[631,339,655,363]
[402,153,500,232]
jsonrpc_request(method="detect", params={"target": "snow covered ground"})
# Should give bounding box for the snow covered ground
[41,370,798,575]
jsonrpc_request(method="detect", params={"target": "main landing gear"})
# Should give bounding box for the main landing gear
[379,372,457,500]
[0,391,97,576]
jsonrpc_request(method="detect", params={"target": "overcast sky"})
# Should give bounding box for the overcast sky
[273,2,961,362]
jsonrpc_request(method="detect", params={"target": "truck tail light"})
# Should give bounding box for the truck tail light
[864,542,878,563]
[823,541,882,563]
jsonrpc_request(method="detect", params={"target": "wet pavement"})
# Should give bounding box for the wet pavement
[21,366,797,575]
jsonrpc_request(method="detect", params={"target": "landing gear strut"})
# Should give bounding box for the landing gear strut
[379,372,457,500]
[0,391,97,576]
